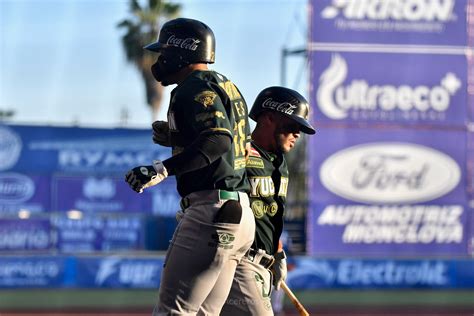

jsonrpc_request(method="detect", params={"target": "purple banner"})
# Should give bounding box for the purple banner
[0,256,66,288]
[307,126,469,256]
[52,176,154,213]
[310,0,470,46]
[0,173,51,214]
[309,51,468,127]
[51,214,144,252]
[0,218,52,251]
[0,124,170,174]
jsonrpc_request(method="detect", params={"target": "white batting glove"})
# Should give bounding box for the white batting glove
[125,160,168,193]
[152,120,171,147]
[272,250,287,290]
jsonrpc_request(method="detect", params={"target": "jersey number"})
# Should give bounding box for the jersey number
[234,119,246,157]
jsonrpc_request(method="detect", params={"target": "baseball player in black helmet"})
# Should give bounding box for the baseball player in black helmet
[217,86,315,315]
[124,18,255,315]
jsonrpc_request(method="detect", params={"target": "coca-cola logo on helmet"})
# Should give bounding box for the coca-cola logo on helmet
[166,35,200,51]
[262,98,298,115]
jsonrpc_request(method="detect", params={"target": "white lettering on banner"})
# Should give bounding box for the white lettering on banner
[0,127,22,171]
[75,200,123,212]
[321,0,455,21]
[0,261,59,278]
[51,217,104,229]
[317,205,464,244]
[317,54,461,120]
[0,229,49,249]
[0,174,35,203]
[119,263,158,285]
[337,261,448,286]
[83,178,115,199]
[320,143,461,204]
[343,224,462,243]
[58,150,154,169]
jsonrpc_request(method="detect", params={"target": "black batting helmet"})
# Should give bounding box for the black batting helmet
[250,86,315,134]
[145,18,215,65]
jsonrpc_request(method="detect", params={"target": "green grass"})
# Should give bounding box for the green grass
[0,289,473,311]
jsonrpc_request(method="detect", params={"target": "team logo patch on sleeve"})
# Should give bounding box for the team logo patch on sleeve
[246,157,264,168]
[194,91,218,107]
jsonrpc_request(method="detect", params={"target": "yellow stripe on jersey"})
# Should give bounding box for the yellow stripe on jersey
[201,127,232,136]
[218,81,242,101]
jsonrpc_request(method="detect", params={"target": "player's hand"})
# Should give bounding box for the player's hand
[125,160,168,193]
[272,250,287,290]
[152,120,171,147]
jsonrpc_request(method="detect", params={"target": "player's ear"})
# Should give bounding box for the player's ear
[263,111,275,124]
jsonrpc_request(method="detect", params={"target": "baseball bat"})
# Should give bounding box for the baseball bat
[281,280,310,316]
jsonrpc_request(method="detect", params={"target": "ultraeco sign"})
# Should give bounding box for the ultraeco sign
[320,142,461,204]
[310,52,467,126]
[310,0,468,46]
[307,127,469,256]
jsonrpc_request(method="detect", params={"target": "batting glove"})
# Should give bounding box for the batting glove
[272,250,287,290]
[152,120,171,147]
[125,160,168,193]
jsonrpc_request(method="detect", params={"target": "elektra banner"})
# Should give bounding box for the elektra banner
[287,258,474,290]
[307,126,469,256]
[310,51,468,127]
[310,0,471,46]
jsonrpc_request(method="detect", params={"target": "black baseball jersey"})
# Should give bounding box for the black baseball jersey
[247,142,289,255]
[167,70,250,197]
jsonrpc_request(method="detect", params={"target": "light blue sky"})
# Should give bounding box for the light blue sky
[0,0,308,128]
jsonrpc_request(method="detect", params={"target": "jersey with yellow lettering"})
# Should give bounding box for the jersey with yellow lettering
[247,142,288,255]
[167,70,250,197]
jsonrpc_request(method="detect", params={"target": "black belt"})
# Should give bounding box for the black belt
[245,248,275,269]
[180,190,239,210]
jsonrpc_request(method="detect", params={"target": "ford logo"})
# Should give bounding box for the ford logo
[0,173,35,202]
[320,142,461,204]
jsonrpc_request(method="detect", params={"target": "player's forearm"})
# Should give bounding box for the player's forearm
[163,133,231,175]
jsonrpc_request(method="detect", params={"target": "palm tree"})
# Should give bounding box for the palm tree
[117,0,181,120]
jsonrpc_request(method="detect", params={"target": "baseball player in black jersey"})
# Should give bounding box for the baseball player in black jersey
[218,86,316,315]
[124,18,255,315]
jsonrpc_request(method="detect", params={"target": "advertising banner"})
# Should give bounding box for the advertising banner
[75,256,163,288]
[310,0,470,46]
[309,51,468,127]
[307,126,469,256]
[0,173,51,214]
[52,176,154,213]
[0,124,170,174]
[51,214,145,252]
[1,255,473,289]
[0,218,52,251]
[0,256,67,288]
[287,257,474,290]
